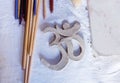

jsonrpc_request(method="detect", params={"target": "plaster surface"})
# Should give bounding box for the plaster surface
[88,0,120,55]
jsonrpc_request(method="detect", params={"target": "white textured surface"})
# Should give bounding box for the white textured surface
[88,0,120,55]
[2,0,119,83]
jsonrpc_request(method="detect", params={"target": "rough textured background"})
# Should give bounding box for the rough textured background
[88,0,120,83]
[2,0,120,83]
[88,0,120,55]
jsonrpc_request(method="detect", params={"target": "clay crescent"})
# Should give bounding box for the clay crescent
[39,44,69,70]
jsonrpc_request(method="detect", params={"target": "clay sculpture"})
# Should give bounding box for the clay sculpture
[40,21,85,70]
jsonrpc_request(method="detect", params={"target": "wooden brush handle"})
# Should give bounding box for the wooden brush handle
[22,0,31,70]
[24,0,41,83]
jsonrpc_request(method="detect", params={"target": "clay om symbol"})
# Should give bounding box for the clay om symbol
[40,21,85,70]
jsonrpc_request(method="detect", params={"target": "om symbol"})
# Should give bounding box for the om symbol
[40,21,85,70]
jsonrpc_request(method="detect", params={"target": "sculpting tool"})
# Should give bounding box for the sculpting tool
[24,0,40,83]
[22,0,31,70]
[19,0,27,23]
[22,0,27,21]
[19,0,23,24]
[18,0,21,18]
[26,0,40,83]
[43,0,46,19]
[15,0,18,19]
[49,0,54,13]
[33,0,37,15]
[27,0,34,54]
[25,1,34,79]
[28,0,37,55]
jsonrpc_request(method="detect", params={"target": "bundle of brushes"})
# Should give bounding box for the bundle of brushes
[14,0,54,83]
